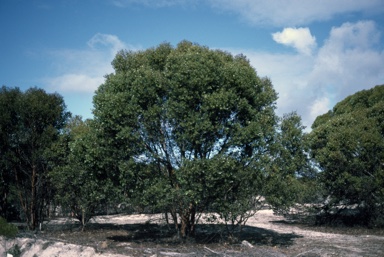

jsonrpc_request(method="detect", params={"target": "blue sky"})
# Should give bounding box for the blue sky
[1,0,384,129]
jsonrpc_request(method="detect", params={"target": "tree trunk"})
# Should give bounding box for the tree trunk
[190,204,196,236]
[179,203,196,239]
[15,168,29,227]
[0,188,8,218]
[82,208,86,231]
[170,208,178,231]
[30,165,37,230]
[180,213,189,239]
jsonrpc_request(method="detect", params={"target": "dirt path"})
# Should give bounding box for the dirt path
[1,210,383,256]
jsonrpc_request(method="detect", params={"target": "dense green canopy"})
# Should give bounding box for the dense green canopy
[309,85,384,226]
[0,86,69,229]
[49,116,121,229]
[93,41,284,237]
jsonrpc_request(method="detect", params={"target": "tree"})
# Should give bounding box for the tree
[93,41,282,238]
[265,112,315,213]
[49,116,121,230]
[0,87,22,220]
[309,85,384,227]
[0,86,70,229]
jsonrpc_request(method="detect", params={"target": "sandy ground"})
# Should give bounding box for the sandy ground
[247,210,384,256]
[1,210,383,256]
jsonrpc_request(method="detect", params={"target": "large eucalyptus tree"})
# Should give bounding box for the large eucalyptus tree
[93,41,287,237]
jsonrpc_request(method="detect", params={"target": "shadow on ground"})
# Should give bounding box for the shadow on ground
[35,219,304,256]
[17,214,384,257]
[55,222,302,247]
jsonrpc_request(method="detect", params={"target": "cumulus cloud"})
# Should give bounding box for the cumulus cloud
[234,20,384,129]
[272,27,316,55]
[44,33,134,93]
[309,21,384,102]
[42,22,384,127]
[208,0,384,26]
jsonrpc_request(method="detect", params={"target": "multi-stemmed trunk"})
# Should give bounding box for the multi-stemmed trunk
[16,164,39,230]
[166,203,197,239]
[179,203,197,239]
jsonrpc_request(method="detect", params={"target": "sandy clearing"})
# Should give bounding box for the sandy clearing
[1,210,384,257]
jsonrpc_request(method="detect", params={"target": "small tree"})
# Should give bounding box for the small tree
[93,41,301,238]
[265,112,315,214]
[309,85,384,227]
[0,86,70,230]
[0,87,21,220]
[50,116,120,230]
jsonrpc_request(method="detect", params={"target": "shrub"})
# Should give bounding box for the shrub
[0,216,18,238]
[7,244,21,257]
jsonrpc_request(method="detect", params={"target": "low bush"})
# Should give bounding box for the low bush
[7,244,21,257]
[0,216,18,238]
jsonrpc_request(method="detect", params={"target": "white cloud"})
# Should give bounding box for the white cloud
[309,20,384,101]
[87,33,127,54]
[310,97,331,120]
[42,33,137,119]
[272,27,316,55]
[44,33,134,93]
[233,20,384,130]
[208,0,384,26]
[42,22,384,128]
[47,74,105,93]
[323,21,381,51]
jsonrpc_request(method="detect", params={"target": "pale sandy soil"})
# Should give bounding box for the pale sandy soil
[1,210,383,256]
[247,210,384,256]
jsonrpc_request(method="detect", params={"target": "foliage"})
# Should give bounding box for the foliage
[7,244,21,257]
[93,41,307,238]
[0,86,21,221]
[0,86,70,229]
[0,216,18,238]
[49,116,121,229]
[309,85,384,227]
[264,112,316,213]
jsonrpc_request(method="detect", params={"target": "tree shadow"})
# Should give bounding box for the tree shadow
[239,225,302,247]
[94,222,303,247]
